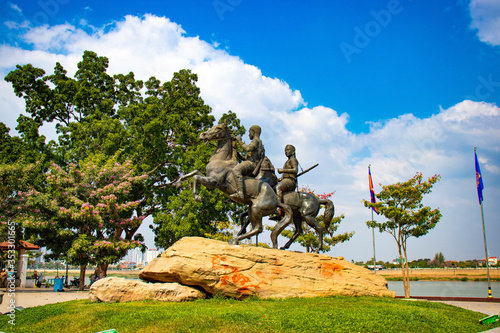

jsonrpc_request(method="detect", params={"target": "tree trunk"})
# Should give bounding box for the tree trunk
[95,263,109,278]
[402,243,411,299]
[79,263,86,291]
[397,245,410,298]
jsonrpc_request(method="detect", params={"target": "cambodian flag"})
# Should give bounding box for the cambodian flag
[368,166,378,213]
[475,150,484,205]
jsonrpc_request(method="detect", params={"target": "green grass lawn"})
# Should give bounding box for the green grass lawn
[1,296,498,333]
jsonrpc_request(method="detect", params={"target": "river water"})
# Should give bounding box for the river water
[42,273,499,297]
[388,281,500,297]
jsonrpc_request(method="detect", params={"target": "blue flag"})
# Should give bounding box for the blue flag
[475,150,484,205]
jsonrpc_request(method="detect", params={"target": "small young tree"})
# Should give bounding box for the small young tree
[363,172,441,298]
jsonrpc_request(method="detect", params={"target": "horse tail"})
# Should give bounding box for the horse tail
[319,199,334,232]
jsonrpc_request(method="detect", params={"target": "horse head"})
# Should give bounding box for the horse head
[199,123,231,142]
[200,122,237,164]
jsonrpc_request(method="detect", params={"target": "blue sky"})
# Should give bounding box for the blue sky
[1,0,499,262]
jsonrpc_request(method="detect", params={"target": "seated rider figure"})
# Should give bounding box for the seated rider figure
[276,144,299,203]
[231,125,264,199]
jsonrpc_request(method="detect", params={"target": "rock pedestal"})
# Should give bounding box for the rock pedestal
[89,277,206,303]
[140,237,395,299]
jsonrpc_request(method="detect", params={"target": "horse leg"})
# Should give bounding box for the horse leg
[279,211,304,250]
[303,215,325,253]
[319,199,335,234]
[173,170,202,188]
[237,210,250,236]
[191,174,218,202]
[270,203,293,249]
[229,205,263,245]
[173,170,206,201]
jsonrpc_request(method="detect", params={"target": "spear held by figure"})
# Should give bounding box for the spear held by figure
[297,163,319,178]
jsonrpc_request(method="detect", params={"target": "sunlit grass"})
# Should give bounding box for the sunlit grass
[1,296,497,333]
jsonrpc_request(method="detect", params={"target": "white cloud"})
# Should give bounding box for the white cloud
[469,0,500,46]
[22,23,82,51]
[439,100,500,121]
[1,14,499,261]
[4,20,30,30]
[8,2,22,15]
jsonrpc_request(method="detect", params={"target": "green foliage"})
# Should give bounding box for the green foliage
[364,173,441,238]
[0,162,42,243]
[218,110,246,136]
[0,297,495,333]
[154,186,244,249]
[150,109,246,248]
[2,50,246,256]
[14,157,146,278]
[363,172,441,297]
[430,252,446,267]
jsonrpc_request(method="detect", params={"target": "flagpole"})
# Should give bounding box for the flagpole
[475,147,492,298]
[480,201,492,297]
[371,208,376,273]
[369,164,377,273]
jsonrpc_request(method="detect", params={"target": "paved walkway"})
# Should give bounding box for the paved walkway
[432,300,500,316]
[438,301,500,332]
[0,288,89,314]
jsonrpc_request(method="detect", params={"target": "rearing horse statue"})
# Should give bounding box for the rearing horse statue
[173,122,293,247]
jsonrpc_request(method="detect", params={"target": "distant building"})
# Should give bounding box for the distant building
[125,247,162,267]
[144,248,161,266]
[392,257,406,264]
[126,248,144,266]
[479,256,498,266]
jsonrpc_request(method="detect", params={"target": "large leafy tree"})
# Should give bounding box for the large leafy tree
[152,111,247,248]
[3,51,246,265]
[0,162,38,245]
[363,172,441,298]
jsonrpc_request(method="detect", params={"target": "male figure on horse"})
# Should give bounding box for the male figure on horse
[231,125,264,200]
[276,144,299,202]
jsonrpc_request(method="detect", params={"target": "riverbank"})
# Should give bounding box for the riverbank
[41,268,500,280]
[381,268,500,281]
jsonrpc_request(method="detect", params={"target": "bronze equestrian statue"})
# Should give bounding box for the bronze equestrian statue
[173,122,293,247]
[174,121,335,253]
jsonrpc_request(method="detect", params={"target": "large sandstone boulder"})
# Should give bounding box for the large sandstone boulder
[140,237,395,299]
[89,277,206,303]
